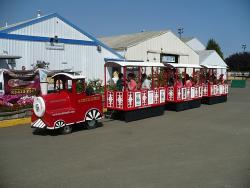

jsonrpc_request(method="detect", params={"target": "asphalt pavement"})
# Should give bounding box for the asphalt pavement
[0,82,250,188]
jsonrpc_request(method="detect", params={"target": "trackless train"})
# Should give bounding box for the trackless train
[31,60,228,134]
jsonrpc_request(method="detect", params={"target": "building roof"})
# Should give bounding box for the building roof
[0,13,123,59]
[99,30,170,50]
[197,50,227,67]
[196,50,214,62]
[0,14,52,32]
[180,37,195,43]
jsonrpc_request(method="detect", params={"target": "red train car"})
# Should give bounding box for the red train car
[104,60,166,122]
[201,65,229,104]
[164,63,203,111]
[31,73,103,134]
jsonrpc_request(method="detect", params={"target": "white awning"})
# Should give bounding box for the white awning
[0,55,22,59]
[105,60,164,67]
[201,65,228,69]
[163,63,202,68]
[52,72,85,80]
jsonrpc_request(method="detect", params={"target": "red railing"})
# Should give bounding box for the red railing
[166,85,203,102]
[105,87,165,111]
[204,84,228,97]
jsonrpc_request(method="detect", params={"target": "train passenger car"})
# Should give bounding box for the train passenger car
[201,65,228,104]
[31,73,103,134]
[164,63,203,111]
[104,60,166,122]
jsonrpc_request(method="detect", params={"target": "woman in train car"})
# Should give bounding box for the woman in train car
[127,73,137,91]
[175,74,183,88]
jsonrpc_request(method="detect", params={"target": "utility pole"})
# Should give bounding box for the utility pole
[178,27,184,39]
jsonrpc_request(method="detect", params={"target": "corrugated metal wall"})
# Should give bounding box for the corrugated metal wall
[0,38,117,80]
[125,31,199,65]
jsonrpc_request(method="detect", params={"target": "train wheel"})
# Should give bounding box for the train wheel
[86,120,97,129]
[85,109,101,129]
[60,125,72,134]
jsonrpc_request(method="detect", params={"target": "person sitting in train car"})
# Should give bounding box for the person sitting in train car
[175,74,183,88]
[185,74,193,87]
[127,73,137,91]
[208,73,216,84]
[218,74,225,84]
[141,73,151,90]
[166,72,174,86]
[116,73,124,91]
[112,68,119,84]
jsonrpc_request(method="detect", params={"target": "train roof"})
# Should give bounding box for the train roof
[163,63,202,69]
[201,65,228,69]
[105,60,164,67]
[52,72,85,80]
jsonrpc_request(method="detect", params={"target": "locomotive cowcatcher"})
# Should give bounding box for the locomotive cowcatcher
[31,73,103,134]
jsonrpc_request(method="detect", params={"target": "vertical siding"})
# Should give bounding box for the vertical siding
[10,17,91,41]
[0,38,118,81]
[125,32,199,65]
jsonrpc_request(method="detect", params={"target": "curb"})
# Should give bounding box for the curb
[0,117,31,128]
[0,108,107,128]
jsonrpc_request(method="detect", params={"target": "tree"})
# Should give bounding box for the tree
[225,52,250,71]
[206,39,224,59]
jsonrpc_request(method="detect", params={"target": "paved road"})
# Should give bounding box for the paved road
[1,83,250,188]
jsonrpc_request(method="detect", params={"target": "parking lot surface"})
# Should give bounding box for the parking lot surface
[0,83,250,188]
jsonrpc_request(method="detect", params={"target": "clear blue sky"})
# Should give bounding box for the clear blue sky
[1,0,249,58]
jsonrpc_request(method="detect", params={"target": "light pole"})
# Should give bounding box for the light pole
[178,27,184,39]
[242,44,247,52]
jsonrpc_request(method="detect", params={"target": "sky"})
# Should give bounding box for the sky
[0,0,249,58]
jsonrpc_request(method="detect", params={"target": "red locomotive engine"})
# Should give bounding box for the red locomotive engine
[31,73,103,134]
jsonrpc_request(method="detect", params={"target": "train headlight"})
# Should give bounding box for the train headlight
[33,97,46,117]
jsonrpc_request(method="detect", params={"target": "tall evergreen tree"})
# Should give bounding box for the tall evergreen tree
[206,39,224,59]
[225,52,250,71]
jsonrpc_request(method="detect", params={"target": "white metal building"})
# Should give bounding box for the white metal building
[0,13,123,80]
[181,37,206,51]
[182,37,227,76]
[99,30,199,66]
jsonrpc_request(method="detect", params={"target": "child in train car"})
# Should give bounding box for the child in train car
[185,74,193,87]
[116,73,124,91]
[141,73,151,90]
[127,73,137,91]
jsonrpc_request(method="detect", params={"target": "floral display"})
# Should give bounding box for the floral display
[0,94,34,112]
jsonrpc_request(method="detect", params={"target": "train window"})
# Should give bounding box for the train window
[0,82,2,90]
[55,79,63,91]
[67,80,72,92]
